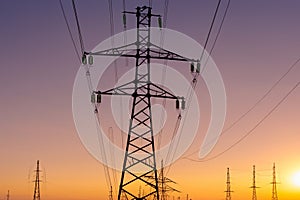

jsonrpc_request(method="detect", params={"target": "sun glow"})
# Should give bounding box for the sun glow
[292,171,300,187]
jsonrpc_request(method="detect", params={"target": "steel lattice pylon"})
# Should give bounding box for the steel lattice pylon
[85,6,197,200]
[271,163,279,200]
[250,165,259,200]
[33,160,41,200]
[225,168,233,200]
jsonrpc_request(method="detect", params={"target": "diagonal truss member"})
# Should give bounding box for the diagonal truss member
[84,6,198,200]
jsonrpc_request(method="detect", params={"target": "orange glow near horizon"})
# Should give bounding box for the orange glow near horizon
[292,171,300,187]
[1,1,300,200]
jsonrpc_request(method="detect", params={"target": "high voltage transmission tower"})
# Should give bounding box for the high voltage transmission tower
[109,186,113,200]
[225,168,233,200]
[158,160,179,200]
[33,160,41,200]
[250,165,259,200]
[271,163,279,200]
[6,190,9,200]
[86,5,198,200]
[145,160,179,200]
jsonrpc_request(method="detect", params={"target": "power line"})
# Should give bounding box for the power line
[221,56,300,134]
[71,0,85,55]
[59,0,81,62]
[163,0,229,175]
[107,0,118,82]
[109,127,119,199]
[60,0,112,186]
[108,0,115,37]
[95,114,113,191]
[85,65,114,192]
[183,81,299,162]
[106,0,126,151]
[83,61,114,193]
[182,0,231,124]
[166,0,226,170]
[149,0,153,7]
[122,0,129,68]
[199,0,222,63]
[163,0,170,28]
[165,114,182,175]
[202,0,231,74]
[185,55,300,159]
[157,0,171,158]
[122,0,126,11]
[184,0,228,119]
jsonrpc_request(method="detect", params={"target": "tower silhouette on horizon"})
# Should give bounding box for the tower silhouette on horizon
[33,160,41,200]
[250,165,259,200]
[271,163,279,200]
[225,168,233,200]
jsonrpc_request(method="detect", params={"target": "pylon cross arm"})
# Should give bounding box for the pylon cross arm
[149,43,197,62]
[87,42,136,57]
[87,42,197,63]
[94,82,184,100]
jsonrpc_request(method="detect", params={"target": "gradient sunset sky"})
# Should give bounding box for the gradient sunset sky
[0,1,299,200]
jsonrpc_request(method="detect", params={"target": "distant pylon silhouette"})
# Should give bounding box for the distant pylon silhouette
[109,186,113,200]
[271,163,279,200]
[6,190,9,200]
[250,165,259,200]
[225,168,233,200]
[33,160,41,200]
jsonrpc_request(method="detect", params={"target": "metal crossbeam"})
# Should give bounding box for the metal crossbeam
[96,82,184,100]
[87,42,197,62]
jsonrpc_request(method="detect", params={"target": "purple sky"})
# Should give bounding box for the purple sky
[0,1,299,200]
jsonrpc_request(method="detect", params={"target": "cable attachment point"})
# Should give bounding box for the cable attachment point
[176,97,185,110]
[176,98,180,109]
[88,55,93,65]
[181,98,186,110]
[91,91,101,104]
[122,13,127,29]
[190,62,195,73]
[190,60,200,73]
[192,77,197,84]
[94,107,98,114]
[158,16,162,29]
[196,60,201,73]
[82,54,87,65]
